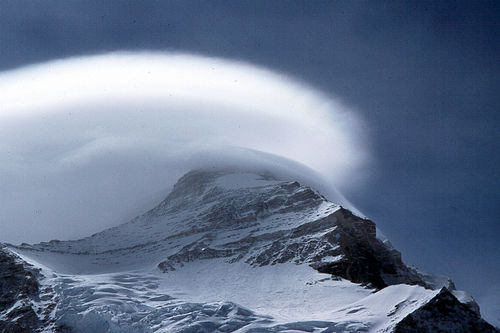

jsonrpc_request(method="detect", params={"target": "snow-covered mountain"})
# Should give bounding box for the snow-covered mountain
[1,169,497,332]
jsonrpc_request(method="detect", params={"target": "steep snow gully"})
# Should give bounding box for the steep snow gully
[1,169,497,332]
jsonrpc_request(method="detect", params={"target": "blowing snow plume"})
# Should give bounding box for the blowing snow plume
[0,52,370,244]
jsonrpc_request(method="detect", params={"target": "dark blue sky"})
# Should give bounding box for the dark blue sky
[1,1,498,304]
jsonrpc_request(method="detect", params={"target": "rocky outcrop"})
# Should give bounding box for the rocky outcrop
[310,208,426,289]
[394,288,498,332]
[0,248,43,332]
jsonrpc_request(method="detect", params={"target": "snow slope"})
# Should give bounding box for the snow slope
[4,249,442,333]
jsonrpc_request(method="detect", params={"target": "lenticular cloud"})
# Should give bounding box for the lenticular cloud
[0,52,370,243]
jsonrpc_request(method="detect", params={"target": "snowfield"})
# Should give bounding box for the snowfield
[1,251,441,333]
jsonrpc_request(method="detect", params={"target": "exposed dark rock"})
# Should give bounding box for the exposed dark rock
[0,247,64,333]
[311,208,426,289]
[0,247,42,332]
[394,288,499,333]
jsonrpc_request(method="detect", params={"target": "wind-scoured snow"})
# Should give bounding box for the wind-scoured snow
[213,172,283,190]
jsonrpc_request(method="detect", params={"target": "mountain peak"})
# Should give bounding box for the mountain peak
[162,168,286,204]
[3,168,497,332]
